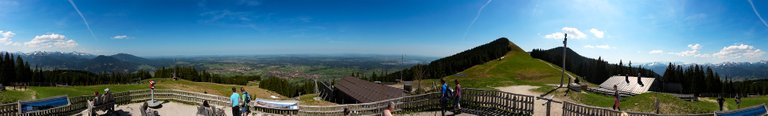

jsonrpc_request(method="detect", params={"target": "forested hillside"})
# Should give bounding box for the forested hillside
[530,47,659,84]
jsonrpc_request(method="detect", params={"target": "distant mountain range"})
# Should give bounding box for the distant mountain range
[10,51,162,72]
[1,51,436,76]
[639,61,768,81]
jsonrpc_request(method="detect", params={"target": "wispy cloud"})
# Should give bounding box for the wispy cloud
[0,30,19,46]
[748,0,768,30]
[648,50,664,54]
[112,35,129,39]
[67,0,97,39]
[544,27,587,39]
[678,43,703,57]
[462,0,493,40]
[584,44,611,49]
[589,28,605,39]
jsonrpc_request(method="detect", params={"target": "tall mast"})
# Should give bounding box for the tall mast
[560,33,568,88]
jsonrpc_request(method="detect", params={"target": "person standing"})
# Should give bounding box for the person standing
[230,87,241,116]
[453,80,462,113]
[383,102,395,116]
[440,79,451,116]
[613,85,621,111]
[717,95,724,111]
[241,87,251,116]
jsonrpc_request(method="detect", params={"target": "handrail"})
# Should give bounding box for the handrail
[1,88,753,116]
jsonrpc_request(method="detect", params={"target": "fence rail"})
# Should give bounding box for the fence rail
[563,101,713,116]
[0,88,751,116]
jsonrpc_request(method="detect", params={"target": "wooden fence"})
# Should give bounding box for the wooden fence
[0,88,747,116]
[562,101,713,116]
[297,88,535,116]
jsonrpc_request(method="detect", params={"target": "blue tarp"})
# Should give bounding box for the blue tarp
[716,104,767,116]
[19,96,70,113]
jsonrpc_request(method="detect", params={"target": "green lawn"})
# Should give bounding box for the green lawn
[31,84,146,99]
[0,89,35,103]
[567,91,718,114]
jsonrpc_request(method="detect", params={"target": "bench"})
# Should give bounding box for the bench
[87,93,116,115]
[196,104,226,116]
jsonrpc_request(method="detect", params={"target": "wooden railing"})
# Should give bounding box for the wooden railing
[297,88,535,116]
[0,89,235,116]
[1,88,748,116]
[563,101,713,116]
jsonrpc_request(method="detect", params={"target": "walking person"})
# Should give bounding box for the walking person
[230,87,241,116]
[613,85,621,111]
[453,80,462,113]
[440,79,451,116]
[240,87,251,116]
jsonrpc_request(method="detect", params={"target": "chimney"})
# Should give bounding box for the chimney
[638,73,644,86]
[625,74,630,83]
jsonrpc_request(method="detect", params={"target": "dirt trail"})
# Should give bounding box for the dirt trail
[495,85,563,116]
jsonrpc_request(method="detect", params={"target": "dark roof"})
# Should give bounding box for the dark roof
[335,77,403,103]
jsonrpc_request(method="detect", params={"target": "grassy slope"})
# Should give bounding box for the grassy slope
[0,89,35,103]
[725,95,768,110]
[567,92,717,114]
[442,42,582,89]
[28,78,314,104]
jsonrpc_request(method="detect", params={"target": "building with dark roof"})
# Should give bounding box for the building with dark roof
[333,77,404,104]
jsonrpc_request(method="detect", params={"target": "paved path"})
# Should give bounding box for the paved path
[496,85,563,116]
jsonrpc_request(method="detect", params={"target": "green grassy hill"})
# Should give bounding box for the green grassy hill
[442,41,582,89]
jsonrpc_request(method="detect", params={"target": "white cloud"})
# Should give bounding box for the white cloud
[0,30,19,45]
[713,44,765,60]
[584,44,611,49]
[649,50,664,54]
[24,33,78,49]
[679,43,704,57]
[112,35,128,39]
[589,28,605,38]
[544,27,587,39]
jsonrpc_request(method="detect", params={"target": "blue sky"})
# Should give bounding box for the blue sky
[0,0,766,63]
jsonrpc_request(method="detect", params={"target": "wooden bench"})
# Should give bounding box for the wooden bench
[196,104,226,116]
[87,93,116,115]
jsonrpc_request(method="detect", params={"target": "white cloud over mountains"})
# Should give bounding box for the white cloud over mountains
[24,33,78,49]
[713,44,764,60]
[679,43,704,57]
[659,43,766,62]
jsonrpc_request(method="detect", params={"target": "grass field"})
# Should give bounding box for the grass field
[30,78,287,100]
[564,91,718,114]
[11,78,340,105]
[0,89,35,103]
